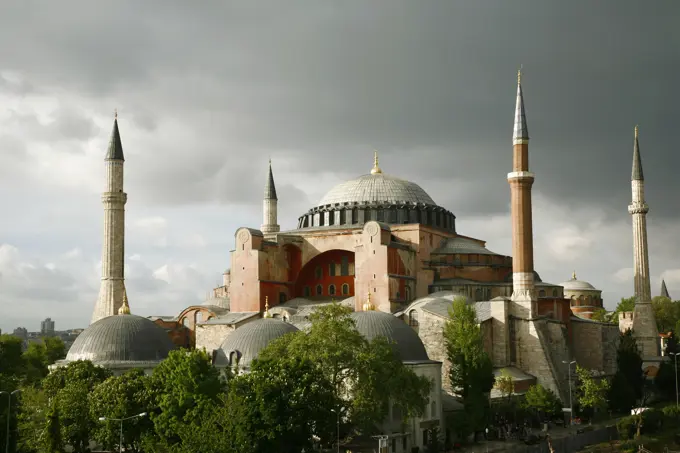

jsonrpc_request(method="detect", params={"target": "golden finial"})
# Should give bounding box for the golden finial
[263,296,272,318]
[572,271,577,280]
[118,287,130,315]
[363,291,376,311]
[517,64,523,85]
[370,150,382,175]
[114,108,118,120]
[635,125,639,139]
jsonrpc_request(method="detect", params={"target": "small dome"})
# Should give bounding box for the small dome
[216,318,299,368]
[318,173,436,206]
[561,273,597,291]
[66,315,176,365]
[350,311,429,361]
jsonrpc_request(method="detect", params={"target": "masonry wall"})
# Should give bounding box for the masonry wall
[571,320,603,372]
[417,310,450,393]
[195,324,235,353]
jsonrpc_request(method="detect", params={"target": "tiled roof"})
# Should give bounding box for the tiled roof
[431,236,500,256]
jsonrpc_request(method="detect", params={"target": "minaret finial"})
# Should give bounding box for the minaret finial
[362,291,375,311]
[632,125,644,181]
[263,296,272,318]
[114,108,118,120]
[512,67,529,144]
[517,64,522,85]
[370,150,382,175]
[572,271,577,280]
[118,287,131,315]
[635,124,639,139]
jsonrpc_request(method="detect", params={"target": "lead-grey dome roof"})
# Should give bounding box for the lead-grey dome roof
[66,315,175,365]
[318,174,436,206]
[350,311,429,362]
[215,318,299,368]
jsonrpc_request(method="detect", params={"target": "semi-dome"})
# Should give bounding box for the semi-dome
[215,318,299,368]
[561,272,598,291]
[319,173,436,206]
[350,310,429,362]
[296,154,456,232]
[66,314,176,366]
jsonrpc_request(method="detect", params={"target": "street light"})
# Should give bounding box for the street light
[98,412,147,453]
[330,408,340,453]
[562,360,576,425]
[0,390,21,453]
[669,353,679,408]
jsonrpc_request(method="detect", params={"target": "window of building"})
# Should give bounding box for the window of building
[408,310,419,329]
[329,262,336,276]
[315,266,323,279]
[342,283,350,295]
[329,284,336,296]
[538,290,546,297]
[303,286,311,297]
[431,401,437,418]
[182,317,189,327]
[475,288,482,301]
[279,292,286,304]
[396,291,401,299]
[552,289,558,297]
[341,256,349,276]
[316,284,323,296]
[405,286,411,302]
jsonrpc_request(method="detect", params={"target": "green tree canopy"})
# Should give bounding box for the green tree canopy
[444,297,494,441]
[575,365,609,418]
[615,297,635,314]
[43,337,67,365]
[148,349,225,449]
[616,330,644,401]
[90,369,155,453]
[523,384,562,419]
[43,360,113,398]
[257,303,431,444]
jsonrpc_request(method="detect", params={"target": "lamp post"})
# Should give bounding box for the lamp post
[0,390,21,453]
[669,353,679,408]
[330,408,340,453]
[562,360,576,425]
[98,412,147,453]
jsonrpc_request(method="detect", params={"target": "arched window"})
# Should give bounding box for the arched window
[303,286,311,297]
[341,256,349,276]
[538,290,546,297]
[329,263,336,277]
[552,289,558,297]
[316,284,323,296]
[405,286,411,302]
[182,317,189,327]
[578,295,584,306]
[408,310,419,329]
[315,266,323,279]
[342,283,350,295]
[329,284,336,296]
[272,313,281,319]
[279,292,286,304]
[475,288,482,301]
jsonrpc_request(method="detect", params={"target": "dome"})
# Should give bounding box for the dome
[216,318,299,368]
[66,314,176,365]
[318,173,436,206]
[561,272,598,291]
[350,311,429,361]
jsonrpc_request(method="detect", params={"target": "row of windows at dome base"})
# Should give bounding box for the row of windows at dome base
[314,259,353,278]
[296,204,456,232]
[303,283,351,297]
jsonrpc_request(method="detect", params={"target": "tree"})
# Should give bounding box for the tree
[575,366,609,420]
[652,296,680,333]
[616,330,644,401]
[89,369,155,453]
[523,384,561,421]
[44,403,64,453]
[257,303,431,445]
[666,331,679,356]
[23,342,49,385]
[148,349,225,449]
[444,297,495,441]
[57,381,94,453]
[607,371,637,414]
[615,297,635,315]
[16,385,50,453]
[495,369,514,401]
[43,360,113,398]
[43,337,67,365]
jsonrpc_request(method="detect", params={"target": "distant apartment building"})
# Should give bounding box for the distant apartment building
[12,327,28,341]
[41,318,55,335]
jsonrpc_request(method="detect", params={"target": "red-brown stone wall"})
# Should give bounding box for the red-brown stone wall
[294,249,355,298]
[153,319,192,349]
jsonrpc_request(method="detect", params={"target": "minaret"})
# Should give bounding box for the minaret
[661,279,671,299]
[91,112,128,324]
[507,69,537,317]
[628,125,659,356]
[261,160,280,234]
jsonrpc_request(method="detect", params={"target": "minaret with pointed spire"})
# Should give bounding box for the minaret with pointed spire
[507,68,537,316]
[628,126,659,356]
[261,160,280,234]
[661,280,671,299]
[91,112,128,324]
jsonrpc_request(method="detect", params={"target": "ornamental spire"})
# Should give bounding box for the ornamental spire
[512,66,529,144]
[264,159,278,200]
[118,287,131,315]
[370,150,382,175]
[263,296,272,318]
[632,125,644,181]
[105,111,125,161]
[572,271,577,280]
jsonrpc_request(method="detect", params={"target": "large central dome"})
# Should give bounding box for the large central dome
[318,173,436,206]
[296,153,455,232]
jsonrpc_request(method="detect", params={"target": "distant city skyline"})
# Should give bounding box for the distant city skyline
[1,0,680,331]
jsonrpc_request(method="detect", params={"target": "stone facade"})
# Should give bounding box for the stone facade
[571,318,619,376]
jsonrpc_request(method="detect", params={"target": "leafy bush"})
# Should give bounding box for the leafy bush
[641,408,664,434]
[662,404,680,428]
[616,416,636,440]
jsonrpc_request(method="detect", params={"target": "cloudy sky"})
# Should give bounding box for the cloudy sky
[1,1,678,332]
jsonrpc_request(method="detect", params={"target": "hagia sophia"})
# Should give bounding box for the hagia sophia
[54,71,663,451]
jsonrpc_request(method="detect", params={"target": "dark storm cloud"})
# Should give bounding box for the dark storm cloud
[1,0,678,219]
